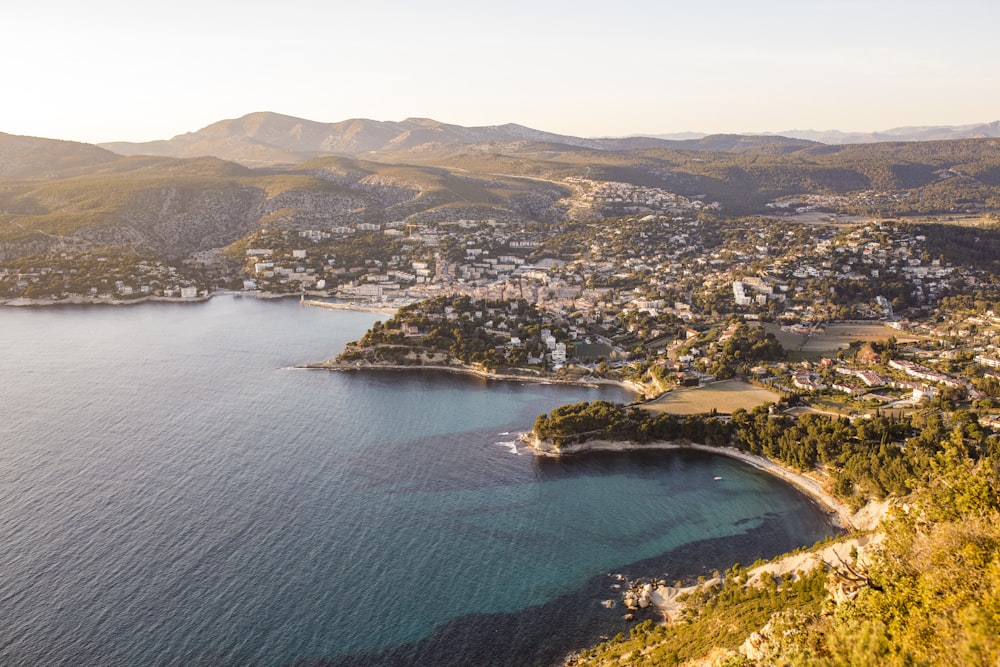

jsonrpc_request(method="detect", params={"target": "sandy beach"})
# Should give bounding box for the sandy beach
[523,436,870,532]
[300,298,399,315]
[527,437,893,624]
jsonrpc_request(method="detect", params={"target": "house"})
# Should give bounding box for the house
[551,342,567,365]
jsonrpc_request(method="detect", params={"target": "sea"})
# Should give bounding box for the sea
[0,295,840,666]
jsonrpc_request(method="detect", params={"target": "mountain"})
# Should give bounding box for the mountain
[641,122,1000,146]
[98,112,604,165]
[98,112,817,166]
[0,132,120,179]
[0,134,575,262]
[4,122,1000,265]
[766,121,1000,145]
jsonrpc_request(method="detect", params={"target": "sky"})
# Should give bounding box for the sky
[4,0,999,144]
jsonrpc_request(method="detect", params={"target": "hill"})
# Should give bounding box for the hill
[0,132,121,179]
[774,120,1000,144]
[98,112,607,165]
[642,121,1000,145]
[4,122,1000,263]
[98,112,818,166]
[0,137,573,262]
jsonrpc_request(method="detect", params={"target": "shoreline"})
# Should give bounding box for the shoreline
[301,359,646,395]
[300,298,399,315]
[0,290,403,313]
[0,293,213,307]
[522,436,863,531]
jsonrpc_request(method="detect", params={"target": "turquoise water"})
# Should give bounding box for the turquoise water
[0,296,839,666]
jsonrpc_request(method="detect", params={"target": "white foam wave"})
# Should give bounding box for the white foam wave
[496,440,520,455]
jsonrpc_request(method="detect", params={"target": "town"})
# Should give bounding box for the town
[3,177,1000,427]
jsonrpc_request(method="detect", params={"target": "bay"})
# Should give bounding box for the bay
[0,296,839,666]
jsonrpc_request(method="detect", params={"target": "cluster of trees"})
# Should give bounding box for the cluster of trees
[706,324,786,378]
[533,401,641,440]
[915,221,1000,273]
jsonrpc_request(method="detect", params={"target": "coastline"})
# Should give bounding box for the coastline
[0,293,213,307]
[527,435,891,632]
[300,298,399,315]
[301,359,646,395]
[0,290,402,313]
[521,435,865,532]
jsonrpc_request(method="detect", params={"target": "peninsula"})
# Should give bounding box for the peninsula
[307,294,652,394]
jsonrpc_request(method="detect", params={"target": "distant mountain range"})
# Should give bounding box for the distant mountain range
[644,122,1000,145]
[98,112,817,166]
[96,112,1000,167]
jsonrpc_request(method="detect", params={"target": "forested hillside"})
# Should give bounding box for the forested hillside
[3,128,1000,265]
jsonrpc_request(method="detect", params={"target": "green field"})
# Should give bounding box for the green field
[641,380,780,415]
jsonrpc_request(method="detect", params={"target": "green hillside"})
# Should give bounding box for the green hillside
[4,131,1000,264]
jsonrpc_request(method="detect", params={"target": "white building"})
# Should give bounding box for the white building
[551,342,567,365]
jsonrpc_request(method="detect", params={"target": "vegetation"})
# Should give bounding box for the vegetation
[338,295,563,371]
[0,248,217,299]
[569,431,1000,666]
[702,323,786,378]
[5,130,1000,269]
[642,381,781,416]
[574,568,829,666]
[532,401,1000,509]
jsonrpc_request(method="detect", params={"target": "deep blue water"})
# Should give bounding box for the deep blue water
[0,296,839,666]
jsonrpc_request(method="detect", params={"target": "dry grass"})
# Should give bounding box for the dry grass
[642,380,780,415]
[764,322,921,358]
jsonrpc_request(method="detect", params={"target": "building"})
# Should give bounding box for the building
[551,342,567,365]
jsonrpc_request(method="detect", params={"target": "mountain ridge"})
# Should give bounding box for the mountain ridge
[4,122,1000,266]
[643,121,1000,145]
[97,112,819,166]
[96,112,1000,167]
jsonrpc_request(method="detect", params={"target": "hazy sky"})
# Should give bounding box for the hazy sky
[5,0,999,143]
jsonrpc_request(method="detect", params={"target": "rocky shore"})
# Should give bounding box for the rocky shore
[303,358,647,394]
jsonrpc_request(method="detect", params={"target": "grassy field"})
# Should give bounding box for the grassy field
[642,380,780,415]
[763,322,921,361]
